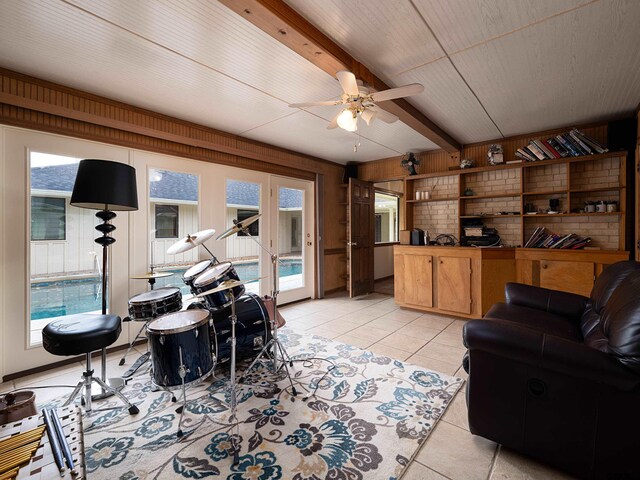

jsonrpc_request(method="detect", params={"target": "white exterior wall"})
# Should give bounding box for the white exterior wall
[30,194,100,278]
[150,202,199,266]
[278,210,302,255]
[225,207,260,260]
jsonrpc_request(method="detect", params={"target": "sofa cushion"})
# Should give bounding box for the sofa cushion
[484,303,582,342]
[601,272,640,373]
[588,261,640,313]
[580,261,640,346]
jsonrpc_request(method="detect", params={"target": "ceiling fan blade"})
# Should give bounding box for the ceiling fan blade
[360,109,376,126]
[289,100,342,108]
[370,83,424,102]
[368,105,399,123]
[336,70,360,96]
[327,111,341,129]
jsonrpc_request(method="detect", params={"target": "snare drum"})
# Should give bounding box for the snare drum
[182,260,213,292]
[147,309,213,389]
[128,287,182,321]
[192,261,244,310]
[210,293,272,364]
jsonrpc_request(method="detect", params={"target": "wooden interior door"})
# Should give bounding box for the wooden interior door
[540,260,594,296]
[437,257,471,314]
[348,178,374,297]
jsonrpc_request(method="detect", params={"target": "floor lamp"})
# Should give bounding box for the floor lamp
[71,159,138,398]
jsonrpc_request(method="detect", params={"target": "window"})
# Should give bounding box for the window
[237,209,260,236]
[375,214,382,243]
[155,204,179,238]
[374,191,399,243]
[29,152,101,346]
[31,196,66,240]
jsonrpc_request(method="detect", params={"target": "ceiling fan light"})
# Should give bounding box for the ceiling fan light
[337,108,358,132]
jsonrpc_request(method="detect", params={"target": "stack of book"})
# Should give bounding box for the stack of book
[516,129,608,162]
[524,227,592,249]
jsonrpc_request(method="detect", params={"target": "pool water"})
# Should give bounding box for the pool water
[30,260,302,320]
[31,276,102,320]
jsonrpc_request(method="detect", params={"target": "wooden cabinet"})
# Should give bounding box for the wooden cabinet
[394,246,515,318]
[516,249,629,297]
[437,257,471,314]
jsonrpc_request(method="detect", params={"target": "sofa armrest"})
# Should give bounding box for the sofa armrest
[505,282,588,321]
[464,319,640,391]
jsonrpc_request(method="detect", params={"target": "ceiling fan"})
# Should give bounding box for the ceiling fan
[288,70,424,132]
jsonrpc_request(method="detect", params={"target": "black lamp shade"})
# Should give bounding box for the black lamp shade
[71,159,138,211]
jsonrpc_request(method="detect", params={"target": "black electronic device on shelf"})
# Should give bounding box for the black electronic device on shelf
[460,223,501,247]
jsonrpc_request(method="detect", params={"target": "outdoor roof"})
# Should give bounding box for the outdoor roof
[30,164,302,208]
[226,180,302,209]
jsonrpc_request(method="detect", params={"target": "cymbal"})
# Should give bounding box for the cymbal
[167,228,216,255]
[130,271,173,280]
[196,277,263,297]
[216,214,261,240]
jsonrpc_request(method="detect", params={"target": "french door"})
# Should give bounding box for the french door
[268,176,314,304]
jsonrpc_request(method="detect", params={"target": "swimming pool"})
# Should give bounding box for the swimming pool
[30,259,302,320]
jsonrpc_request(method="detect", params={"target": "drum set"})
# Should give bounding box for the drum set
[121,214,302,455]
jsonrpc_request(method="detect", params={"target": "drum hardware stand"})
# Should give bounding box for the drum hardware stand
[235,229,298,397]
[120,272,173,367]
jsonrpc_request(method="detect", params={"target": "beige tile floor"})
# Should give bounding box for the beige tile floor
[0,283,574,480]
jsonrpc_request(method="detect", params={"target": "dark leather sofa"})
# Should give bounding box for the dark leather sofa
[463,260,640,479]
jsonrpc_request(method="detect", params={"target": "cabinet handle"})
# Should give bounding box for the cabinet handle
[542,263,548,269]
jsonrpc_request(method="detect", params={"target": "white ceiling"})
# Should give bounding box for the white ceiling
[0,0,639,165]
[288,0,640,142]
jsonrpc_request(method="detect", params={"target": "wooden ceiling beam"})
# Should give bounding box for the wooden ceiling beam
[219,0,461,153]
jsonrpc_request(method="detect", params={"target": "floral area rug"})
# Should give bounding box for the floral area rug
[75,329,463,479]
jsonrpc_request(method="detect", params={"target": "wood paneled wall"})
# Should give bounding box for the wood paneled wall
[637,108,640,260]
[359,124,608,181]
[0,68,348,292]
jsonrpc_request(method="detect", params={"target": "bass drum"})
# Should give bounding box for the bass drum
[210,293,272,365]
[147,309,213,389]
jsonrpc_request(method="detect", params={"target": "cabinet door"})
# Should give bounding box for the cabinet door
[540,261,594,297]
[437,257,471,314]
[403,254,433,307]
[393,253,406,304]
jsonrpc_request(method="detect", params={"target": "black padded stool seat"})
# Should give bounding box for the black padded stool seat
[43,313,121,356]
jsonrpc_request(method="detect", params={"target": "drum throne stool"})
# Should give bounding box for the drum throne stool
[43,313,139,415]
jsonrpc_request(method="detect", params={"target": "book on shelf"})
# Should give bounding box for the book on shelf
[555,134,581,156]
[568,131,593,155]
[527,142,548,160]
[518,130,607,161]
[532,139,554,159]
[572,128,608,154]
[541,139,562,158]
[547,137,569,157]
[524,227,591,249]
[523,146,540,160]
[563,133,591,156]
[515,149,536,162]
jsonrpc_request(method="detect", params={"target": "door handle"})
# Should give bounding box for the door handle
[347,241,358,246]
[306,241,312,246]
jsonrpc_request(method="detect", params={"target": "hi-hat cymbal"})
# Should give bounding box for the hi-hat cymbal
[196,277,263,297]
[130,271,173,280]
[167,228,216,255]
[216,214,261,240]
